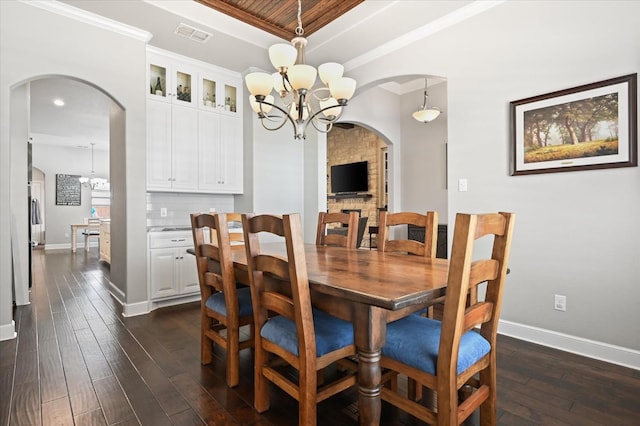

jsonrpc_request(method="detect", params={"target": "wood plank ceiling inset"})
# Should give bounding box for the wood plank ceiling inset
[195,0,364,40]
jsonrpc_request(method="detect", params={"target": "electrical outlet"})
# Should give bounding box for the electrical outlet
[160,207,167,217]
[209,207,216,213]
[554,294,566,311]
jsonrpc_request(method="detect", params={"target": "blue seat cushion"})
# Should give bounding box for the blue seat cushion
[205,286,253,317]
[382,314,490,375]
[261,309,354,357]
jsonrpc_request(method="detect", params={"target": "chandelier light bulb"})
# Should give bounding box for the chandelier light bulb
[245,72,274,97]
[268,43,297,71]
[250,95,274,114]
[329,77,357,101]
[287,64,317,91]
[318,62,344,85]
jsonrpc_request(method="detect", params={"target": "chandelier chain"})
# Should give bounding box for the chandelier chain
[295,0,304,36]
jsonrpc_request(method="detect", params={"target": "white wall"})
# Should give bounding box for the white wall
[0,1,150,334]
[32,144,109,246]
[401,81,449,222]
[347,0,640,364]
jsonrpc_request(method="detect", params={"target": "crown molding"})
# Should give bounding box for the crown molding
[22,0,153,43]
[343,0,506,72]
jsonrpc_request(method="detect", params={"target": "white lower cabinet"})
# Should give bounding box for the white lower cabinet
[148,232,199,300]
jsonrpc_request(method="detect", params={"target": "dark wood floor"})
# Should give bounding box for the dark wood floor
[2,249,639,425]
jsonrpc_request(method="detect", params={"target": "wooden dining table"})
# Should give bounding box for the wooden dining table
[226,243,450,426]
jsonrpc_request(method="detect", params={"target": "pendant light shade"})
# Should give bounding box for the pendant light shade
[413,77,441,123]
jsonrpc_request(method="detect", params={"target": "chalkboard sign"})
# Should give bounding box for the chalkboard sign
[56,174,81,206]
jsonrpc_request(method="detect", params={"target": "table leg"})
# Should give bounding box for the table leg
[353,305,386,426]
[71,226,77,253]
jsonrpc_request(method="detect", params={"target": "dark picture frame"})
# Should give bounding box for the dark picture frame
[56,174,81,206]
[510,74,637,175]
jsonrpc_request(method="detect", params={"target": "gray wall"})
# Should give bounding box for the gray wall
[347,0,640,361]
[32,144,109,247]
[0,1,149,327]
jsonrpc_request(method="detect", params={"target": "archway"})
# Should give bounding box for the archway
[9,75,123,306]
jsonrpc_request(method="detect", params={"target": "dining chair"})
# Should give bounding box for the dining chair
[378,211,439,317]
[190,212,254,388]
[82,218,101,252]
[379,212,515,426]
[378,210,438,258]
[315,211,359,249]
[242,213,358,426]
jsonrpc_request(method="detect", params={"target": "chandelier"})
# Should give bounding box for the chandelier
[412,77,441,123]
[244,0,357,140]
[79,142,109,190]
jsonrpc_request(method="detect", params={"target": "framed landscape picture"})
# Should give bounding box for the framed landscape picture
[510,74,637,175]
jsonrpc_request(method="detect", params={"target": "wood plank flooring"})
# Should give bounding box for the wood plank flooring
[1,248,639,425]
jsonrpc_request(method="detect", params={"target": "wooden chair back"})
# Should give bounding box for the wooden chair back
[380,212,515,426]
[190,212,254,387]
[315,211,359,249]
[243,213,357,426]
[378,211,438,257]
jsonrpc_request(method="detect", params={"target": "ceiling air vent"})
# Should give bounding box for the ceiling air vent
[174,23,212,43]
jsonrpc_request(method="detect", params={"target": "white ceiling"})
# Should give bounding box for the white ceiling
[31,0,502,152]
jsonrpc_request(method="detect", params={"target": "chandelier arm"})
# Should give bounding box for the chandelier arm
[256,100,297,132]
[309,101,346,124]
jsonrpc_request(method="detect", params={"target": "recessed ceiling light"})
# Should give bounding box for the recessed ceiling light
[53,99,65,106]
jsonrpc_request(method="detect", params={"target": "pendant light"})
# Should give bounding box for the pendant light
[413,77,441,123]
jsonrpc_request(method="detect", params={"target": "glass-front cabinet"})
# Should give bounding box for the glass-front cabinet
[146,46,243,195]
[198,69,242,117]
[148,53,198,108]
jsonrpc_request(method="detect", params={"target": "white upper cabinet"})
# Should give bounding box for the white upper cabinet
[146,47,243,194]
[198,69,243,118]
[198,111,243,193]
[148,52,198,108]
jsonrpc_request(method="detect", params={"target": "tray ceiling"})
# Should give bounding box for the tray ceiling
[195,0,364,40]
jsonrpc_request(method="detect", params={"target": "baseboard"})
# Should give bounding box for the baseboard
[44,243,98,251]
[122,301,150,317]
[108,281,125,304]
[149,294,201,311]
[499,319,640,371]
[0,320,17,341]
[105,283,149,317]
[45,243,70,250]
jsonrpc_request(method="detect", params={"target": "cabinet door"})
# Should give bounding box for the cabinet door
[171,105,199,190]
[197,110,222,191]
[218,78,242,117]
[149,248,178,299]
[198,111,243,193]
[172,62,198,108]
[179,254,200,295]
[218,115,243,193]
[148,52,198,108]
[147,100,173,189]
[148,54,170,102]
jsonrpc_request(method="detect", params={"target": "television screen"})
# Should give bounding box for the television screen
[331,161,368,194]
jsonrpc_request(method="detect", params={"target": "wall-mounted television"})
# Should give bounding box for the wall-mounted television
[330,161,368,194]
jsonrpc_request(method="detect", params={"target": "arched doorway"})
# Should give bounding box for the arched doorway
[10,75,122,306]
